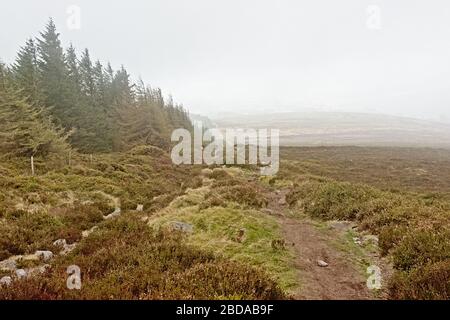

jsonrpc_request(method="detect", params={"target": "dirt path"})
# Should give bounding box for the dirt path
[267,190,374,300]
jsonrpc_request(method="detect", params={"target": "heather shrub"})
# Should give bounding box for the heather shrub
[287,177,450,299]
[389,260,450,300]
[0,217,285,300]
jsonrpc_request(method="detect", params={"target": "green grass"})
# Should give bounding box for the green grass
[149,189,298,291]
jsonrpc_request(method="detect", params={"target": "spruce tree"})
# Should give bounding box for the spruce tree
[65,44,81,95]
[79,49,95,99]
[12,39,41,104]
[36,19,73,126]
[0,85,71,157]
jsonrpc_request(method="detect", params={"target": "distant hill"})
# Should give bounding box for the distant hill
[189,113,218,129]
[211,112,450,148]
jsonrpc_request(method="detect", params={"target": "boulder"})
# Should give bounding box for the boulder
[0,276,12,287]
[35,250,54,261]
[0,258,17,272]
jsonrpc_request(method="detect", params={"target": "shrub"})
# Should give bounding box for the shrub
[389,260,450,300]
[0,217,285,300]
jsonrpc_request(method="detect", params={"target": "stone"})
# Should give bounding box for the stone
[53,239,67,247]
[53,239,77,255]
[136,204,144,211]
[0,276,12,287]
[317,260,329,267]
[104,207,121,219]
[61,243,77,255]
[82,226,98,238]
[0,258,18,272]
[171,221,194,233]
[15,268,28,279]
[35,250,54,261]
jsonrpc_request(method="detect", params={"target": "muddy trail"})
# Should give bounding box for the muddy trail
[266,189,377,300]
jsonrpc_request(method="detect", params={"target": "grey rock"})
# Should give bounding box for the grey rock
[171,221,194,233]
[0,258,17,271]
[53,239,77,255]
[61,243,77,255]
[0,276,12,287]
[15,268,27,279]
[136,204,144,212]
[35,250,54,261]
[82,226,98,238]
[53,239,67,247]
[104,207,121,219]
[317,260,329,267]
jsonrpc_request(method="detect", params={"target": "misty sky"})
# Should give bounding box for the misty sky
[1,0,450,122]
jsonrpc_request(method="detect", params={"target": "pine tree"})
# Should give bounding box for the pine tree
[12,39,41,104]
[65,44,81,95]
[0,85,71,157]
[3,19,194,154]
[93,60,107,109]
[0,62,11,91]
[36,18,73,126]
[79,49,95,99]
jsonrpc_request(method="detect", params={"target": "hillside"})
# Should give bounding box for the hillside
[213,112,450,148]
[0,146,449,299]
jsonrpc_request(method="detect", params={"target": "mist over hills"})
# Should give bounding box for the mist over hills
[205,111,450,148]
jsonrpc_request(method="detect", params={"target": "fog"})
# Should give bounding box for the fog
[1,0,450,122]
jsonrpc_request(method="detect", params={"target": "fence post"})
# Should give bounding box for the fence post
[31,156,35,176]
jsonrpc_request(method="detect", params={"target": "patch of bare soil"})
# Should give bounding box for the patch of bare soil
[267,190,376,300]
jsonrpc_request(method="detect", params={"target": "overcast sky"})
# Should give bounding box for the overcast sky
[1,0,450,121]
